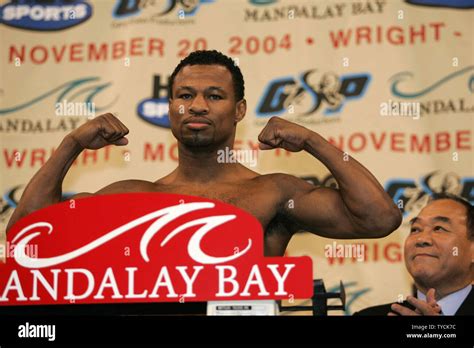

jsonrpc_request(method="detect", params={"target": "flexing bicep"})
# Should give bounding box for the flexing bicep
[277,175,368,239]
[285,187,368,238]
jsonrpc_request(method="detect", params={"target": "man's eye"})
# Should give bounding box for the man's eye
[410,227,420,233]
[209,95,222,100]
[434,226,447,232]
[179,94,192,100]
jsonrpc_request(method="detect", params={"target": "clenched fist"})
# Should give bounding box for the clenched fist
[68,113,129,150]
[258,117,311,152]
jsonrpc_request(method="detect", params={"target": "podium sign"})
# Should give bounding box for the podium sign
[0,193,312,306]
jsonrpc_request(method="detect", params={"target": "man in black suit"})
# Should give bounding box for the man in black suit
[355,193,474,315]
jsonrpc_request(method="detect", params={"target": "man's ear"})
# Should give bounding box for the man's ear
[235,99,247,124]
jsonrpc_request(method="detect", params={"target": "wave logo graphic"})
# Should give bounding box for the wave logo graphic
[249,0,277,5]
[12,202,250,268]
[0,77,117,116]
[390,66,474,99]
[1,0,93,31]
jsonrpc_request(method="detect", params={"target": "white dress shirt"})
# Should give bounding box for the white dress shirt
[417,284,472,315]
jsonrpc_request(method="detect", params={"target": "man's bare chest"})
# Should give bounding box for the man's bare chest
[152,182,296,256]
[153,183,278,229]
[99,177,296,256]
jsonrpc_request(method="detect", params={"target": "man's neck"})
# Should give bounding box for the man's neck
[174,142,240,184]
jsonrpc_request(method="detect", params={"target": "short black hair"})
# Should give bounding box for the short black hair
[430,193,474,240]
[169,50,245,101]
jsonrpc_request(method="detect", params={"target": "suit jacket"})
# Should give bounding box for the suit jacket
[354,287,474,316]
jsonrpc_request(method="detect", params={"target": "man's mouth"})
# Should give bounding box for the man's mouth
[184,118,211,130]
[413,253,438,260]
[186,123,210,130]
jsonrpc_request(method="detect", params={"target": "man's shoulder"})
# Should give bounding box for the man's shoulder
[256,172,319,199]
[456,286,474,315]
[95,179,157,194]
[65,179,156,201]
[256,172,307,186]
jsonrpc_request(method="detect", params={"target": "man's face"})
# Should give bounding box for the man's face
[169,64,245,148]
[405,199,473,289]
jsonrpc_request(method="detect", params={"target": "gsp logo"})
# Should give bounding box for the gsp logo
[137,75,171,129]
[1,0,93,31]
[385,171,474,216]
[113,0,213,19]
[256,70,370,118]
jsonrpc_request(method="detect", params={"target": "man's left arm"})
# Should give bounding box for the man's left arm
[258,117,402,239]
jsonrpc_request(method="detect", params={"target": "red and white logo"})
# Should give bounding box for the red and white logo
[0,193,312,306]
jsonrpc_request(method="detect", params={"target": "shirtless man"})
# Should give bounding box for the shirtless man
[6,50,402,256]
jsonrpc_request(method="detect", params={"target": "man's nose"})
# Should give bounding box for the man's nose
[414,229,433,248]
[189,95,209,115]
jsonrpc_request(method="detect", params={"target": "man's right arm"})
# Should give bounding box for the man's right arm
[6,113,129,232]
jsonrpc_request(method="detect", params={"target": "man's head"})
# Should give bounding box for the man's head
[168,50,246,148]
[404,193,474,294]
[169,50,244,101]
